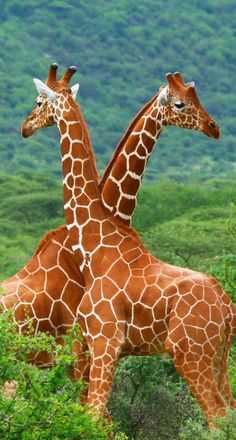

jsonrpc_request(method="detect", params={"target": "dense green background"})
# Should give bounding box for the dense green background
[0,0,235,180]
[0,1,236,438]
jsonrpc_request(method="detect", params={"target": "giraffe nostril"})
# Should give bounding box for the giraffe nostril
[209,121,217,130]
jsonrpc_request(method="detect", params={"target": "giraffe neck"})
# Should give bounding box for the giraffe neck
[100,96,167,225]
[56,95,107,266]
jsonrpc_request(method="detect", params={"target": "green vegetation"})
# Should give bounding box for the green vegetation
[0,313,110,439]
[180,410,236,440]
[137,180,236,273]
[0,0,235,180]
[1,173,235,280]
[0,172,64,279]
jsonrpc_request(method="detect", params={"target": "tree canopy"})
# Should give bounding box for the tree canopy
[0,0,235,181]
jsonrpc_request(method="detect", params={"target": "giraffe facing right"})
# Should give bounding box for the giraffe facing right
[21,65,236,426]
[2,70,220,370]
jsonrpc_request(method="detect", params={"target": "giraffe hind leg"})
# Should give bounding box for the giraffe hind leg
[165,313,227,425]
[214,328,236,409]
[167,341,227,424]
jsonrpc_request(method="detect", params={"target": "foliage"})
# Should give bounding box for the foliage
[143,215,234,269]
[205,208,236,301]
[0,311,110,439]
[180,410,236,440]
[109,356,199,440]
[0,171,64,279]
[228,346,236,397]
[0,0,235,181]
[1,174,236,280]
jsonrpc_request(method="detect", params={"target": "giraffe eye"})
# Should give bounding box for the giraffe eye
[174,102,185,110]
[35,99,43,108]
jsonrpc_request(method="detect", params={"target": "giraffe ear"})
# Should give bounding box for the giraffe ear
[33,78,58,101]
[157,86,168,106]
[71,83,80,100]
[186,81,195,88]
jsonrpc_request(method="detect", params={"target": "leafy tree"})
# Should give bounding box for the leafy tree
[109,356,199,440]
[142,215,235,269]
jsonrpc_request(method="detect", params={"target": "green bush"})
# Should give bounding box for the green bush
[109,356,199,440]
[0,312,110,440]
[180,410,236,440]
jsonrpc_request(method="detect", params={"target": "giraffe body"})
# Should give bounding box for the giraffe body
[1,226,82,366]
[20,66,236,425]
[1,88,160,365]
[2,71,218,365]
[77,219,236,420]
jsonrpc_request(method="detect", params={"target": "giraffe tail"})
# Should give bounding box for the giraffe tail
[230,301,236,334]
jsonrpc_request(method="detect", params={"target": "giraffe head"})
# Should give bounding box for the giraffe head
[21,64,79,138]
[157,72,220,139]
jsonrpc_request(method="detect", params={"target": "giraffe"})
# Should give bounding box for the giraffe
[21,64,236,425]
[1,69,157,369]
[0,93,153,369]
[1,69,219,369]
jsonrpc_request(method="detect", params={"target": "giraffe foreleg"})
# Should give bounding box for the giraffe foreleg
[68,339,91,405]
[86,335,123,417]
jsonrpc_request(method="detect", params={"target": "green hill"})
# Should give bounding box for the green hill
[1,172,235,280]
[0,0,235,181]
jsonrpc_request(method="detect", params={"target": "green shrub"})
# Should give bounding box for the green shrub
[180,410,236,440]
[0,311,110,440]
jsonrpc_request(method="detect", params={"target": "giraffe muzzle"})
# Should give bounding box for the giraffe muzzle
[203,120,220,139]
[21,122,34,138]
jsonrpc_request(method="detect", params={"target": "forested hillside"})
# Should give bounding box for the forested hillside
[1,173,236,281]
[0,0,235,180]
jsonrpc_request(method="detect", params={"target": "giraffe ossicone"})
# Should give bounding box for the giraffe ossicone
[19,64,235,426]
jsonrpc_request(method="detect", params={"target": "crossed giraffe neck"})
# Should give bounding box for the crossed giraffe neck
[0,93,158,345]
[58,92,164,254]
[19,66,235,426]
[101,93,162,223]
[0,81,182,369]
[54,78,219,254]
[56,93,108,273]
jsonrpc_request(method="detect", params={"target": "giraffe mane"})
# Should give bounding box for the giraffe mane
[99,92,159,189]
[109,213,146,249]
[67,94,100,185]
[32,225,68,256]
